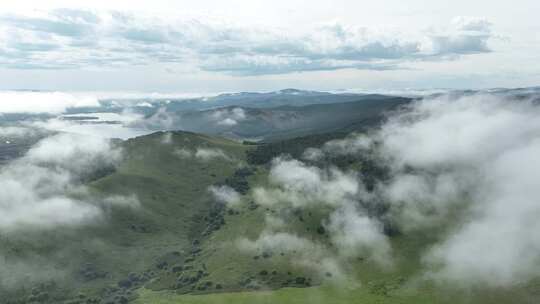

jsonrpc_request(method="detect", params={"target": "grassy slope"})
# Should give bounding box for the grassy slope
[1,131,251,303]
[131,137,540,304]
[84,131,251,299]
[4,130,539,303]
[136,223,539,304]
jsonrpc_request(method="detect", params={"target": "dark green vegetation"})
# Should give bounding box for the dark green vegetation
[246,132,349,165]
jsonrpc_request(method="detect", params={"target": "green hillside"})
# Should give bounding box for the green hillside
[4,130,539,304]
[2,131,252,304]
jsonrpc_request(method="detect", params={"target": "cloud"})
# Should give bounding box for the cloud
[319,134,374,156]
[128,107,178,131]
[173,148,193,159]
[238,231,318,253]
[326,203,392,267]
[1,9,100,37]
[0,91,99,114]
[0,252,68,290]
[160,131,173,144]
[249,157,392,272]
[209,185,242,206]
[0,126,44,137]
[252,158,362,212]
[424,17,492,56]
[25,110,150,140]
[307,92,540,287]
[195,148,231,161]
[0,133,138,232]
[237,230,344,279]
[0,10,494,74]
[173,146,232,162]
[211,107,246,126]
[399,95,540,287]
[245,90,540,287]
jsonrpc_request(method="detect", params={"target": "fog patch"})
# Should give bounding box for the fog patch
[0,133,138,232]
[0,253,68,290]
[209,185,242,207]
[211,108,247,126]
[254,158,361,208]
[128,107,178,131]
[306,93,540,287]
[0,91,99,114]
[0,126,45,138]
[161,131,173,144]
[29,111,148,140]
[173,148,193,159]
[195,148,231,161]
[247,157,392,275]
[246,92,540,287]
[237,230,344,279]
[326,203,392,267]
[173,146,233,162]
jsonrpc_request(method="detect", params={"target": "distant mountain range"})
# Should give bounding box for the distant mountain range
[91,89,397,114]
[167,96,411,141]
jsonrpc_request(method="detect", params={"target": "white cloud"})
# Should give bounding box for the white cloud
[256,158,361,207]
[128,107,177,131]
[173,146,232,162]
[322,134,374,156]
[0,10,494,75]
[160,131,173,144]
[313,92,540,286]
[238,231,317,253]
[237,230,344,278]
[423,17,492,56]
[246,91,540,286]
[209,185,241,206]
[0,126,43,137]
[173,148,193,159]
[326,203,392,267]
[28,111,149,139]
[0,91,99,114]
[194,147,231,161]
[0,133,138,231]
[250,157,391,271]
[211,107,247,126]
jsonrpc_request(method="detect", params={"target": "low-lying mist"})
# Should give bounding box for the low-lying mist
[0,133,139,289]
[230,92,540,287]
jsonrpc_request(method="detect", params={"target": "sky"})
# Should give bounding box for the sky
[0,0,539,93]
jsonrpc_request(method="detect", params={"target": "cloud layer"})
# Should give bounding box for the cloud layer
[384,94,540,287]
[345,93,540,286]
[0,91,99,114]
[242,91,540,287]
[0,10,493,74]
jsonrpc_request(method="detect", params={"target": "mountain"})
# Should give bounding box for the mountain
[83,90,399,115]
[141,96,411,142]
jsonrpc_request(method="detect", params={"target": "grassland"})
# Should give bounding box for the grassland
[3,130,539,304]
[1,131,254,303]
